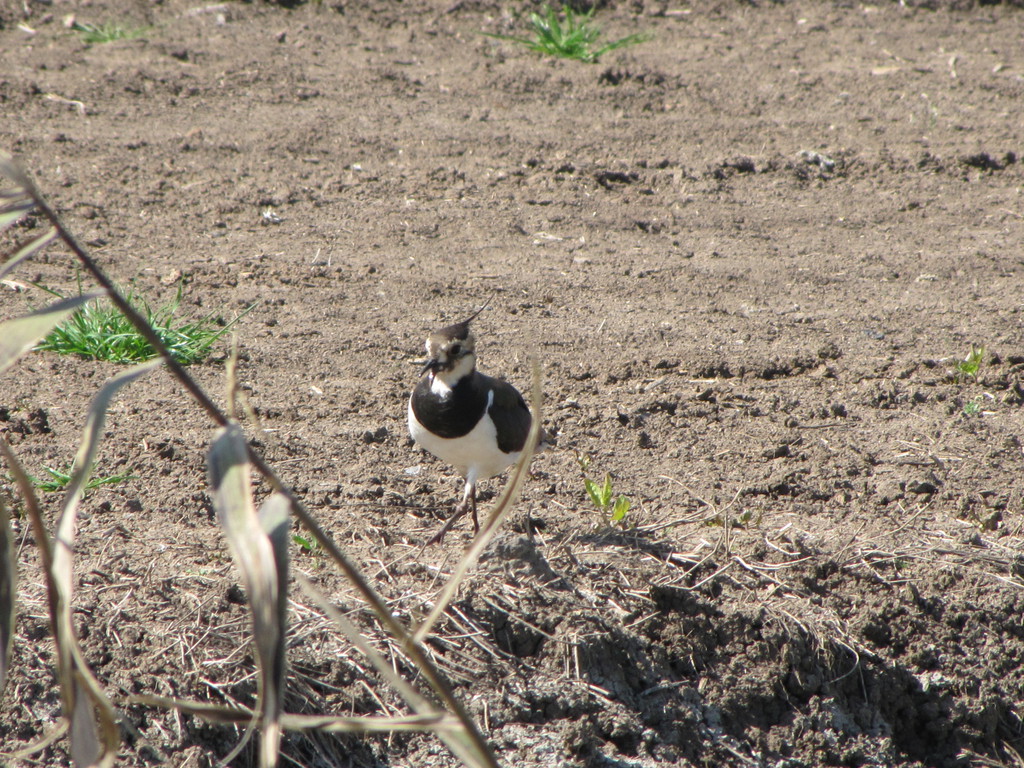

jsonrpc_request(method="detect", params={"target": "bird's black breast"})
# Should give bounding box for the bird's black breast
[411,373,491,439]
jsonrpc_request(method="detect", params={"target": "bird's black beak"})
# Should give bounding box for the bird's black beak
[421,357,441,375]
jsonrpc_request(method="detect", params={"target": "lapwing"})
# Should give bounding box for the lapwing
[408,307,534,542]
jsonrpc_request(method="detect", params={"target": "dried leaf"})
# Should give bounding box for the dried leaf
[0,151,33,189]
[208,424,287,768]
[0,227,58,280]
[0,292,103,376]
[0,494,14,694]
[0,152,39,232]
[53,360,160,767]
[0,192,32,232]
[69,677,102,768]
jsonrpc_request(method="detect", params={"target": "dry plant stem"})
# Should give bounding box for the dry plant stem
[143,695,459,732]
[16,164,500,768]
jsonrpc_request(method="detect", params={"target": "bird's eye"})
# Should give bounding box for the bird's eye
[449,343,462,356]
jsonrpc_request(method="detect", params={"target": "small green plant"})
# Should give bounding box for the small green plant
[30,464,134,493]
[954,344,985,382]
[35,281,253,365]
[487,4,651,64]
[962,398,982,417]
[576,452,631,529]
[292,533,323,558]
[71,21,150,44]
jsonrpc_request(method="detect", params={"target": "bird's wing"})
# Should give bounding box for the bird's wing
[486,376,532,454]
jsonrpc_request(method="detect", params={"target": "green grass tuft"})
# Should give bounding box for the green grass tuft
[487,4,651,64]
[27,464,135,493]
[71,21,150,44]
[35,282,254,365]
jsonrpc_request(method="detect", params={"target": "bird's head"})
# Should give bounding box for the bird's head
[421,319,477,383]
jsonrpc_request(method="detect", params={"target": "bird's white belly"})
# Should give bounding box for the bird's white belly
[408,399,520,482]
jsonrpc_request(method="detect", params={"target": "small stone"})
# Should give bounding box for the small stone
[361,426,389,444]
[907,480,938,495]
[762,444,790,460]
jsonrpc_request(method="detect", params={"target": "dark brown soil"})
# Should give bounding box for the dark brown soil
[2,0,1024,766]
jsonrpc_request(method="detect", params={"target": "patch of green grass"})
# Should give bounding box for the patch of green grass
[71,21,150,44]
[35,282,254,365]
[576,452,632,529]
[31,464,135,493]
[487,4,651,64]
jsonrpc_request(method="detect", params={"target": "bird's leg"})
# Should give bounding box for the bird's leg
[469,484,479,533]
[427,479,475,545]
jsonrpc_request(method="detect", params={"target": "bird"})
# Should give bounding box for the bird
[408,306,534,542]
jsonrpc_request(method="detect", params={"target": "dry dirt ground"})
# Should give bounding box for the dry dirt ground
[2,0,1024,766]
